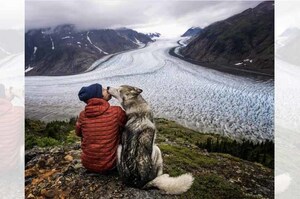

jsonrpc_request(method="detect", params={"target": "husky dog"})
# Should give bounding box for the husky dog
[107,85,194,194]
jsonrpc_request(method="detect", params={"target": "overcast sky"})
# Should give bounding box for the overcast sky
[25,1,262,37]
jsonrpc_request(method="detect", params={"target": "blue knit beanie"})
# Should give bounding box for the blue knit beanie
[78,83,102,103]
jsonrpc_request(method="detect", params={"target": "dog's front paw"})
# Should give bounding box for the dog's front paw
[159,190,168,195]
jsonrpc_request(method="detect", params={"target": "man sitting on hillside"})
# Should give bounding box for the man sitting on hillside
[76,83,126,173]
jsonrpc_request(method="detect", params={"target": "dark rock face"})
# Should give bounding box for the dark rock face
[181,1,274,75]
[181,27,203,37]
[116,28,153,44]
[25,25,153,76]
[146,32,161,39]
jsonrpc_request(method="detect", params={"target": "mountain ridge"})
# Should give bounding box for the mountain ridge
[25,24,153,76]
[180,1,274,76]
[181,27,203,37]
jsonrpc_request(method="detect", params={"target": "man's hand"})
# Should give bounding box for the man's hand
[75,120,82,137]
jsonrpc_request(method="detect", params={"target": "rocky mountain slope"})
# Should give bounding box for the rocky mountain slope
[180,1,274,76]
[116,28,153,45]
[25,118,273,199]
[181,27,203,37]
[146,32,161,39]
[25,24,153,76]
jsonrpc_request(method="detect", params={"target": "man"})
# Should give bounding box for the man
[76,83,126,173]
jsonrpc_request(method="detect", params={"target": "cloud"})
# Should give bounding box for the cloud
[25,0,262,36]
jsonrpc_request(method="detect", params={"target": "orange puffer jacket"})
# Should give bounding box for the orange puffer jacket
[76,98,126,172]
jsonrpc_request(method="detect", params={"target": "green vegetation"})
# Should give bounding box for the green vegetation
[159,144,248,199]
[159,144,218,171]
[188,173,249,199]
[155,118,272,198]
[197,138,274,169]
[155,118,274,169]
[25,117,273,198]
[25,117,274,170]
[25,118,79,150]
[155,118,227,145]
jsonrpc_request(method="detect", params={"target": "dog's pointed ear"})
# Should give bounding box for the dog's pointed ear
[130,87,143,95]
[135,87,143,94]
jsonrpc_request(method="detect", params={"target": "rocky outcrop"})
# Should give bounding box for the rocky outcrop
[181,27,203,37]
[25,144,173,199]
[146,32,161,39]
[25,118,274,199]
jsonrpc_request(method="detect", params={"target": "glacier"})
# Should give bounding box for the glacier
[25,37,274,141]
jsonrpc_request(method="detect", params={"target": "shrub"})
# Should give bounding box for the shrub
[25,118,77,149]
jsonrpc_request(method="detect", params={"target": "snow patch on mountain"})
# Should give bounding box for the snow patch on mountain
[49,36,54,50]
[61,36,72,39]
[133,38,145,47]
[25,66,34,73]
[33,47,37,55]
[86,32,108,54]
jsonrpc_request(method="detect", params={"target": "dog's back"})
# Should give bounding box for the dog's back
[118,116,157,188]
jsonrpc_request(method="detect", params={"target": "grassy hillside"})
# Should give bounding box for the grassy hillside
[25,118,273,198]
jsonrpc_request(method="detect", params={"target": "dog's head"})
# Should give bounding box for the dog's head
[107,85,143,105]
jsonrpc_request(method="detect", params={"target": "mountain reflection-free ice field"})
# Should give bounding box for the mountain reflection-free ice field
[25,38,274,141]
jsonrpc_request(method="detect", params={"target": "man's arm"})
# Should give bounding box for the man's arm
[75,112,83,137]
[117,107,127,128]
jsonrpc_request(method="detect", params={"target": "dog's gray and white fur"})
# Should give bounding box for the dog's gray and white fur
[108,85,194,194]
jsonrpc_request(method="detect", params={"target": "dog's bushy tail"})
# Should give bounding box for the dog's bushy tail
[145,173,194,194]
